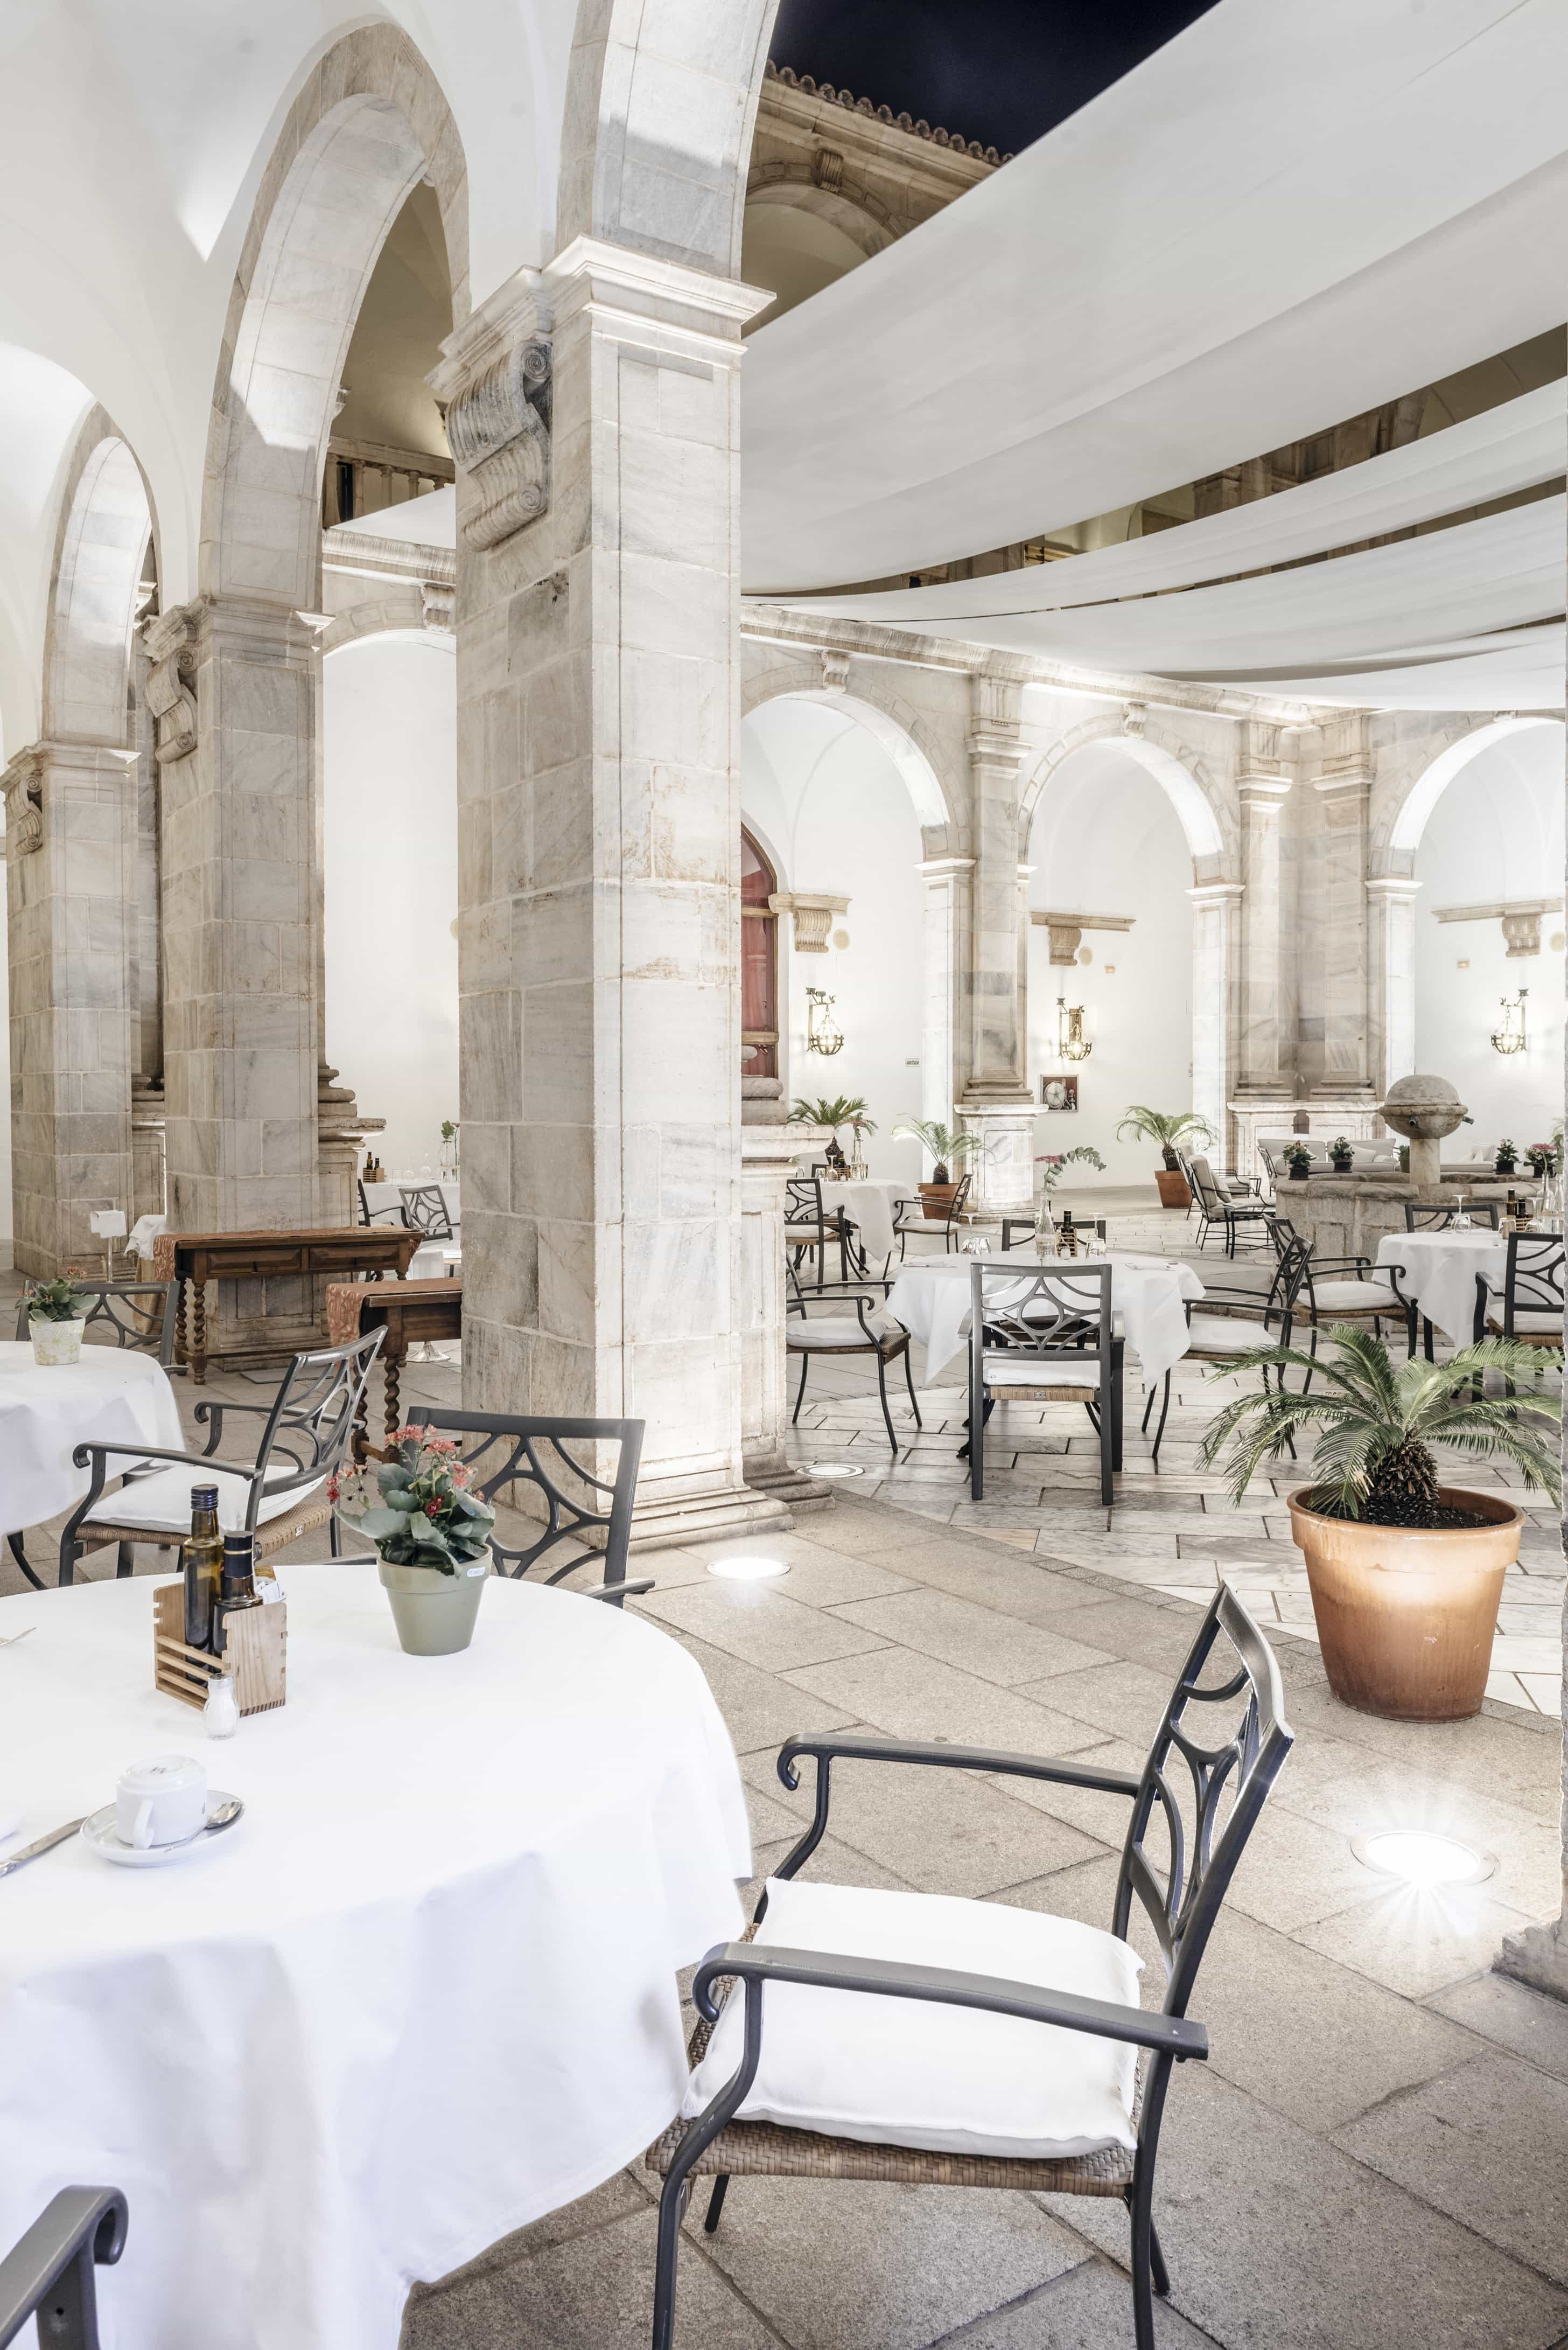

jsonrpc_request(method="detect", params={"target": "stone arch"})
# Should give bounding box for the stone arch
[557,0,779,274]
[1019,712,1230,877]
[319,588,452,656]
[202,26,468,606]
[43,408,154,747]
[743,661,965,854]
[743,173,898,258]
[1381,715,1564,870]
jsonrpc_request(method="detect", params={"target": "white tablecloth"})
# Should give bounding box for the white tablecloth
[0,1566,749,2350]
[885,1252,1205,1386]
[1374,1229,1507,1343]
[128,1212,166,1261]
[361,1180,461,1227]
[817,1178,916,1264]
[0,1342,184,1538]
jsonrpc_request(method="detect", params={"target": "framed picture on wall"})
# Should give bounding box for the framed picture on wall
[1040,1075,1079,1112]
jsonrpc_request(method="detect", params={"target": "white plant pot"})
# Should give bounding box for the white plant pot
[377,1550,488,1655]
[31,1317,86,1367]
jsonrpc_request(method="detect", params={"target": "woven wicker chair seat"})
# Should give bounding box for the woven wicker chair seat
[72,1492,332,1560]
[645,1926,1135,2200]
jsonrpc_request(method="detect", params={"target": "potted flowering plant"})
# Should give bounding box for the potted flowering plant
[438,1119,459,1180]
[1529,1140,1558,1179]
[331,1426,496,1655]
[1328,1135,1355,1173]
[1494,1137,1518,1176]
[1283,1142,1313,1181]
[25,1270,89,1366]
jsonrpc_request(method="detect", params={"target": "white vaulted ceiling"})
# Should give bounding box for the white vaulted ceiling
[743,0,1568,598]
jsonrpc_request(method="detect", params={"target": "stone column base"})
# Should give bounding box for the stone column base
[744,1454,837,1512]
[958,1099,1037,1214]
[628,1479,795,1553]
[1497,1916,1568,2006]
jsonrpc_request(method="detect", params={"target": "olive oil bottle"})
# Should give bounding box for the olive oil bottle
[181,1486,224,1653]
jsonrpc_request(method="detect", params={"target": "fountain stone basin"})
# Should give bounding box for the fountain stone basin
[1377,1073,1469,1195]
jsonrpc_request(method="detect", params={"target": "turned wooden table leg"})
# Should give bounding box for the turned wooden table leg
[191,1281,208,1385]
[383,1334,405,1453]
[175,1280,188,1368]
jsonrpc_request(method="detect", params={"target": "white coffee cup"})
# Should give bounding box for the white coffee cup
[116,1755,208,1850]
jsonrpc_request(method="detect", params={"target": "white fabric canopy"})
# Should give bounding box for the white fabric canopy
[781,385,1567,626]
[1224,629,1566,714]
[743,0,1568,593]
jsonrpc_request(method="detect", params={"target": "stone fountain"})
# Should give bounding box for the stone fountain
[1377,1072,1469,1196]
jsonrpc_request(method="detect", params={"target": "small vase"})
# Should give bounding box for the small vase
[377,1551,488,1655]
[31,1317,85,1367]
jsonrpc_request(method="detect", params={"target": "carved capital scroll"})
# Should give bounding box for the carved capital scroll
[1,745,45,857]
[444,336,552,552]
[142,604,200,765]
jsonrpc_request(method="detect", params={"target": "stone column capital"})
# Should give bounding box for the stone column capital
[919,855,975,877]
[1237,769,1291,812]
[545,235,773,351]
[1364,875,1422,901]
[1187,881,1245,905]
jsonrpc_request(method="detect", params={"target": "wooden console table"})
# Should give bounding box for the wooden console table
[152,1228,422,1383]
[326,1275,464,1458]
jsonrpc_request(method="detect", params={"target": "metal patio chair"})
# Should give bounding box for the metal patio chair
[0,2187,127,2350]
[1483,1232,1564,1357]
[647,1584,1294,2350]
[892,1171,972,1258]
[785,1268,921,1455]
[54,1330,383,1587]
[399,1182,455,1241]
[968,1259,1122,1505]
[1187,1157,1270,1257]
[407,1406,651,1604]
[785,1175,849,1289]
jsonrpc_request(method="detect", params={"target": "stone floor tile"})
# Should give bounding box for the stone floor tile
[1191,1908,1483,2131]
[1019,1658,1192,1743]
[1292,1882,1544,1999]
[635,1580,890,1673]
[986,1736,1149,1847]
[655,1629,856,1756]
[1275,1682,1564,1817]
[1518,1674,1563,1716]
[828,1586,1116,1685]
[1275,1765,1565,1917]
[1427,1970,1568,2084]
[740,1741,1112,1897]
[1047,2063,1568,2350]
[781,1645,1108,1755]
[1206,1800,1375,1934]
[410,2168,650,2299]
[950,2257,1220,2347]
[1334,2049,1568,2285]
[403,2206,781,2349]
[687,2175,1088,2350]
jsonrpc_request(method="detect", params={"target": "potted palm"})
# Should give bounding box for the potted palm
[890,1118,989,1210]
[790,1096,876,1175]
[1198,1328,1560,1720]
[332,1427,496,1656]
[1114,1107,1216,1210]
[25,1271,89,1366]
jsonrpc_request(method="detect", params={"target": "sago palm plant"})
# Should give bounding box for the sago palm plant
[890,1118,990,1183]
[788,1096,876,1137]
[1197,1326,1562,1527]
[1115,1106,1217,1169]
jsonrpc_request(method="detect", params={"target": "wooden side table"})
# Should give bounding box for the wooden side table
[152,1228,422,1383]
[326,1277,464,1458]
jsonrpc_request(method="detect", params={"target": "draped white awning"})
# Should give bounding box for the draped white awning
[742,0,1568,595]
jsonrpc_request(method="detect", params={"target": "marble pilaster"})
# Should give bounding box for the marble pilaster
[3,739,139,1277]
[957,672,1033,1212]
[919,854,972,1132]
[1365,876,1420,1095]
[434,238,790,1547]
[1308,718,1376,1104]
[1234,728,1293,1101]
[739,1127,832,1511]
[1189,881,1243,1157]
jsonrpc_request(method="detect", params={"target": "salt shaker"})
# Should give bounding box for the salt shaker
[204,1673,239,1739]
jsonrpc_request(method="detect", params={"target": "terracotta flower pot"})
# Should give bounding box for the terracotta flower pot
[918,1182,963,1211]
[377,1551,488,1655]
[1154,1168,1191,1210]
[1286,1487,1522,1721]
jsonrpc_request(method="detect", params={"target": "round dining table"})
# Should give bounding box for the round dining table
[816,1177,917,1268]
[885,1249,1205,1386]
[1373,1227,1509,1344]
[0,1564,750,2350]
[0,1340,184,1540]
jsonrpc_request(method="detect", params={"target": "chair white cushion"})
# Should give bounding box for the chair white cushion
[785,1222,827,1239]
[1185,1315,1273,1353]
[1308,1280,1399,1312]
[901,1217,956,1232]
[1492,1309,1563,1335]
[84,1462,325,1532]
[787,1316,900,1351]
[682,1876,1142,2161]
[984,1356,1101,1389]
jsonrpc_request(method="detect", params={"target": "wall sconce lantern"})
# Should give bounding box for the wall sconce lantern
[1490,989,1528,1057]
[1056,996,1092,1063]
[806,986,844,1056]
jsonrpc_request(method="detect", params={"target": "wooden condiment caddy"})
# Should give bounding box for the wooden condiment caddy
[152,1581,287,1715]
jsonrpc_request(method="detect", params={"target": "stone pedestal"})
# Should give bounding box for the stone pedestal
[434,239,789,1551]
[958,1101,1036,1215]
[3,740,139,1277]
[740,1127,834,1512]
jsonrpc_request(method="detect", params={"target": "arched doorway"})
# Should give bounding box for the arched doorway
[741,827,780,1079]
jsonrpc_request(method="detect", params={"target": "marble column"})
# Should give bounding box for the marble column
[3,740,138,1277]
[433,237,790,1547]
[919,855,972,1133]
[739,1127,832,1511]
[1234,728,1294,1108]
[1310,719,1377,1104]
[958,672,1034,1213]
[1189,882,1243,1157]
[1365,876,1420,1095]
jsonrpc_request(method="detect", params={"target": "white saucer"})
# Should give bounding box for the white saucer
[80,1793,240,1868]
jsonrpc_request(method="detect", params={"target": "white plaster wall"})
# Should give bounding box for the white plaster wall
[0,867,10,1260]
[1027,752,1194,1186]
[1413,727,1565,1154]
[741,698,926,1187]
[322,633,458,1175]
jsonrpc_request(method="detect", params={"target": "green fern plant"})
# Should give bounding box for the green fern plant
[1197,1327,1562,1526]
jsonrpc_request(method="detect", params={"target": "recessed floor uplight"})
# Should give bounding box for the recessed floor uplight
[1353,1830,1496,1889]
[809,1463,865,1479]
[708,1555,790,1581]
